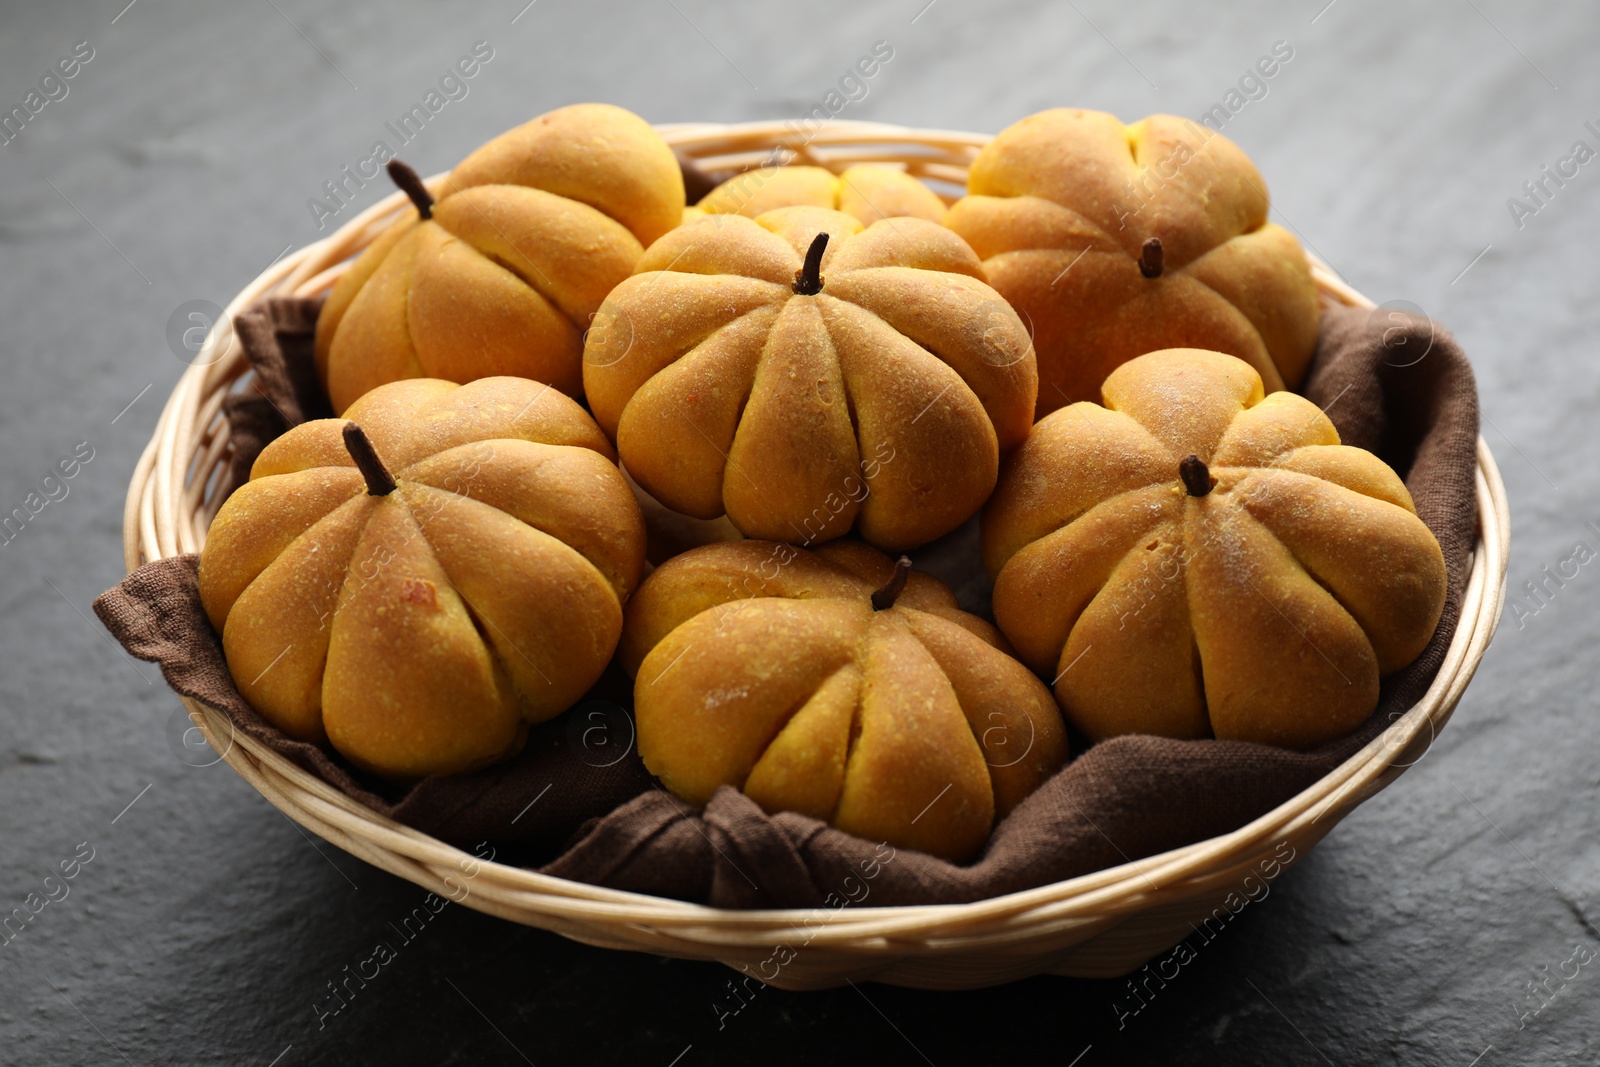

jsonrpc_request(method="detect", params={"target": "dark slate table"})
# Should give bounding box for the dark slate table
[2,0,1595,1063]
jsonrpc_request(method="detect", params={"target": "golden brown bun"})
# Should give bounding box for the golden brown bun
[946,109,1320,419]
[583,205,1038,552]
[697,164,947,225]
[625,541,1068,862]
[198,377,647,780]
[315,104,684,414]
[982,349,1446,749]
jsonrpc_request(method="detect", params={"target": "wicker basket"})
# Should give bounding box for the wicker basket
[122,121,1511,991]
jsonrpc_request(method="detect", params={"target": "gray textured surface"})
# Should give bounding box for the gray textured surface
[0,1,1596,1063]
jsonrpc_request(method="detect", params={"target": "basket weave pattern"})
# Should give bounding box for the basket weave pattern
[122,122,1511,990]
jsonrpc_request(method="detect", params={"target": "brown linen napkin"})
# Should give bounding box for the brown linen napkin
[95,298,1479,906]
[217,299,332,501]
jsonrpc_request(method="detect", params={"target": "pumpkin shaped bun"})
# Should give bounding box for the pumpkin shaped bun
[983,349,1446,750]
[198,376,647,780]
[696,163,947,225]
[946,109,1320,419]
[623,540,1068,862]
[314,103,684,414]
[583,205,1038,552]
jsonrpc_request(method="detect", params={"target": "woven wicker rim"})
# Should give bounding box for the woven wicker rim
[121,120,1510,986]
